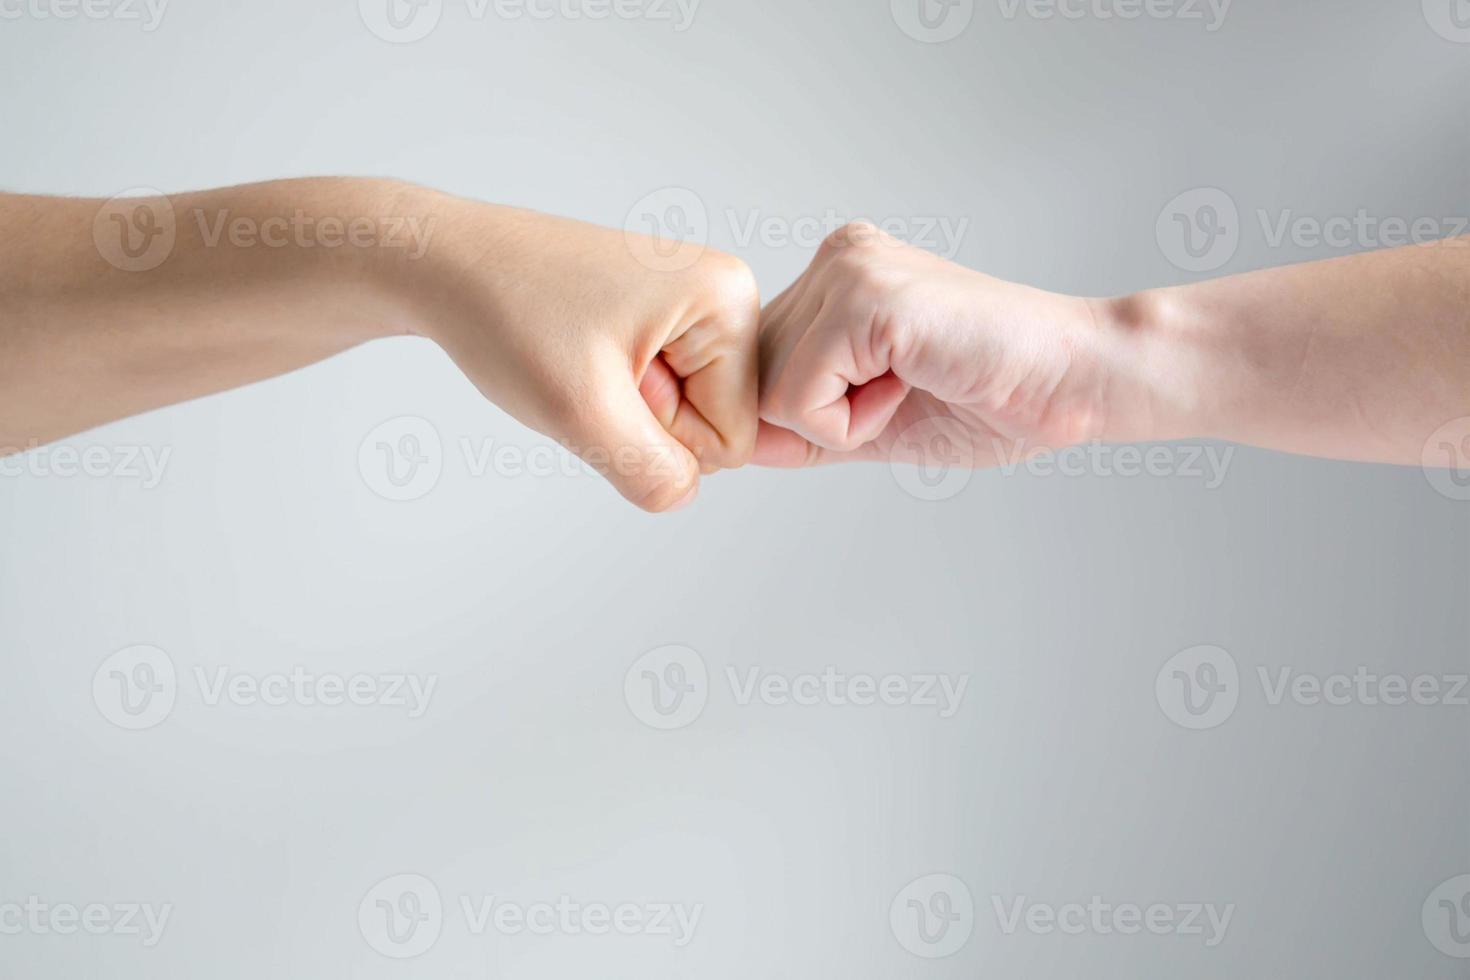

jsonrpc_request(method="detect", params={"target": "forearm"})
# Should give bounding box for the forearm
[1096,239,1470,463]
[0,178,432,450]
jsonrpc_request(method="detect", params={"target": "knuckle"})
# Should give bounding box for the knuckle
[698,250,760,310]
[712,421,757,470]
[821,221,880,254]
[820,221,903,263]
[805,422,859,455]
[630,473,691,513]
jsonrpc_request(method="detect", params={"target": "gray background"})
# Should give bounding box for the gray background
[1,0,1468,977]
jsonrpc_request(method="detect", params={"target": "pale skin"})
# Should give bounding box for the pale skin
[754,222,1470,471]
[1,179,1466,509]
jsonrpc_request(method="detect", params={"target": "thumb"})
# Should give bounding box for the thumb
[752,421,885,468]
[571,376,701,513]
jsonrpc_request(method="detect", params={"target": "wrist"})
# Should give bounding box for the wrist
[318,178,451,343]
[167,177,440,348]
[1085,287,1218,446]
[365,184,525,352]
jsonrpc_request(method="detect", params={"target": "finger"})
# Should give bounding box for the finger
[638,353,724,476]
[751,421,814,467]
[639,353,682,429]
[847,370,910,442]
[752,421,884,468]
[761,324,908,453]
[660,279,761,472]
[574,376,701,513]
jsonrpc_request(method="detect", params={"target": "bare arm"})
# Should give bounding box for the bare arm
[754,224,1470,469]
[1104,240,1470,464]
[0,179,412,448]
[0,178,760,511]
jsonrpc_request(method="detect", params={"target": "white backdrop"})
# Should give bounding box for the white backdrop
[1,1,1468,977]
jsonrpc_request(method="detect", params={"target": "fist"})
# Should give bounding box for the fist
[410,195,760,512]
[755,222,1112,471]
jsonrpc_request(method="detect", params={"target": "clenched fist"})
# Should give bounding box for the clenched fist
[754,222,1120,471]
[755,220,1470,474]
[1,178,762,512]
[398,192,761,511]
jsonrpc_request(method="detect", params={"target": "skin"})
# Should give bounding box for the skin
[755,222,1470,470]
[0,178,760,512]
[2,183,1465,507]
